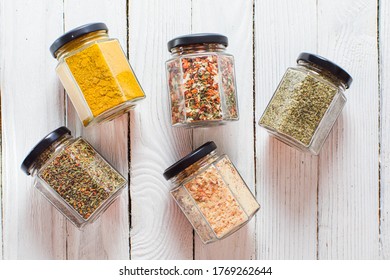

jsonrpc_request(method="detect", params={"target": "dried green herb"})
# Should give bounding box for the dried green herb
[182,55,222,122]
[39,139,125,220]
[167,59,185,124]
[220,55,238,119]
[259,68,338,146]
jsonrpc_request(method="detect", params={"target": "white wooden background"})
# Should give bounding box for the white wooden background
[0,0,388,259]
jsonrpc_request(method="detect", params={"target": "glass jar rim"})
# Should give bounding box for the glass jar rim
[297,52,353,88]
[49,22,108,58]
[163,141,217,180]
[167,33,228,52]
[21,126,71,175]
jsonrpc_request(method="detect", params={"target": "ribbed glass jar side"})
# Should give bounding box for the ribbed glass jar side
[213,155,260,218]
[55,31,109,127]
[296,61,347,154]
[170,151,218,186]
[170,43,226,56]
[296,61,348,91]
[55,30,109,60]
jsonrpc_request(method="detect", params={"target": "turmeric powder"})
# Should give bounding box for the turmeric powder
[65,40,145,118]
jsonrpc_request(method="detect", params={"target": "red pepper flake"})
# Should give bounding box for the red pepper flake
[167,54,238,125]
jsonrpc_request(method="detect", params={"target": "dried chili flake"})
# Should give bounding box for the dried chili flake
[182,55,222,122]
[166,54,239,126]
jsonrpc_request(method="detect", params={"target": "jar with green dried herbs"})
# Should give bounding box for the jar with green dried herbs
[21,127,127,228]
[163,142,260,244]
[166,33,239,127]
[259,53,353,155]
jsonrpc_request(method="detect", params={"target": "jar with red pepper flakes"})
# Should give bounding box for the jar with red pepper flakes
[163,142,260,244]
[166,34,239,127]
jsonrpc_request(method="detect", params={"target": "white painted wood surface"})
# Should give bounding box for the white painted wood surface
[1,0,66,259]
[129,0,193,260]
[0,0,388,259]
[255,0,318,260]
[64,0,130,260]
[380,0,390,260]
[317,0,379,259]
[191,0,256,260]
[0,80,2,261]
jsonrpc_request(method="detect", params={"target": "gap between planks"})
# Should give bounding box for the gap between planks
[252,0,258,259]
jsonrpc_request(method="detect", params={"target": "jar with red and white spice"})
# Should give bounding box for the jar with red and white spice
[163,142,260,244]
[166,34,239,127]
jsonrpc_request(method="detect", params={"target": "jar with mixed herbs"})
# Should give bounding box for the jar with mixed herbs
[166,34,239,127]
[163,142,260,244]
[259,53,353,155]
[21,127,127,228]
[50,23,145,127]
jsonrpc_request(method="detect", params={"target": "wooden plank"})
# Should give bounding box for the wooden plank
[0,0,66,259]
[379,0,389,260]
[255,0,318,259]
[129,0,193,259]
[191,0,256,259]
[317,0,380,259]
[0,83,3,260]
[63,0,130,259]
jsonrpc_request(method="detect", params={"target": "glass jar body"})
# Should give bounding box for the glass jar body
[170,152,259,244]
[166,44,239,127]
[259,63,347,155]
[55,31,145,127]
[30,135,127,228]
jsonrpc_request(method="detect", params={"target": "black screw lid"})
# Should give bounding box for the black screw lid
[163,141,217,180]
[21,126,71,175]
[50,22,108,58]
[297,52,353,88]
[167,33,228,52]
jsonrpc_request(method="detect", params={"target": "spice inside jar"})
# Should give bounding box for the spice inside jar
[50,23,145,127]
[21,127,127,228]
[166,33,239,127]
[163,142,259,244]
[259,52,353,155]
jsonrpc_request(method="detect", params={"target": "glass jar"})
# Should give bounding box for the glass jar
[166,33,239,127]
[259,53,353,155]
[21,127,127,228]
[163,142,260,244]
[50,23,145,127]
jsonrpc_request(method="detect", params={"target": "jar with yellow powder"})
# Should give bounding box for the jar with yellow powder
[50,23,145,127]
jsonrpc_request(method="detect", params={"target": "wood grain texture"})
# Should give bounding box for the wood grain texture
[0,0,67,259]
[63,0,130,259]
[317,0,380,259]
[129,0,193,259]
[0,0,388,260]
[191,0,256,260]
[379,0,389,260]
[255,0,318,259]
[0,78,2,260]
